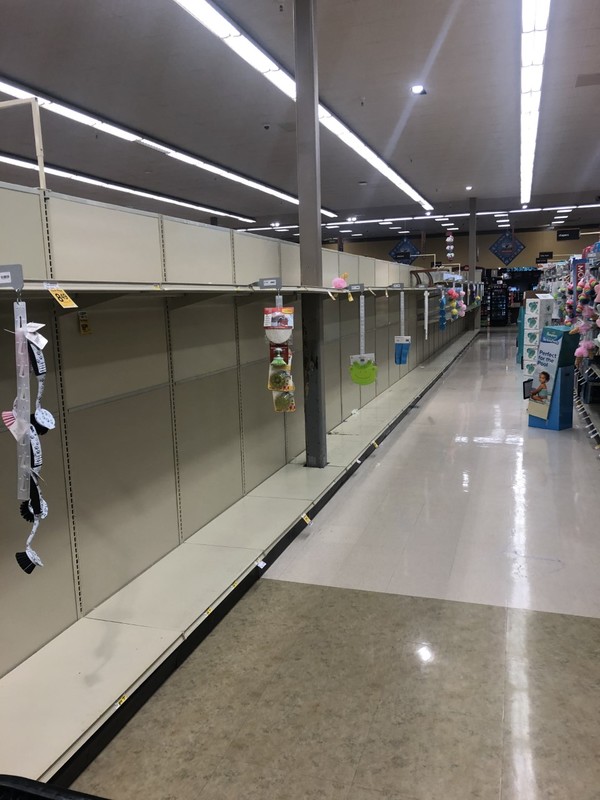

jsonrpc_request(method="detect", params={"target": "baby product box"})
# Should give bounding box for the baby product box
[524,294,553,330]
[523,359,538,377]
[524,330,541,346]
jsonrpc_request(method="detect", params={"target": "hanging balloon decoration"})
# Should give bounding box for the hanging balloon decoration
[446,234,455,261]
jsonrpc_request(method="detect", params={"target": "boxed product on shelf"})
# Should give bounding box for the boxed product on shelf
[524,345,538,362]
[524,294,553,330]
[523,359,538,377]
[524,330,541,346]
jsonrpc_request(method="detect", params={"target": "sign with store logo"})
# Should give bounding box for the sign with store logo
[556,229,579,241]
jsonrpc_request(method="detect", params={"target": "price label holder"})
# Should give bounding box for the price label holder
[0,264,24,292]
[44,282,78,309]
[259,277,282,290]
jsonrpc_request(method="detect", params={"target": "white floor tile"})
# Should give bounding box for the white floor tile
[269,331,600,619]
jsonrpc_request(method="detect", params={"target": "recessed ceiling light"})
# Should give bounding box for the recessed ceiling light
[465,185,473,191]
[411,84,427,95]
[270,221,280,227]
[347,216,357,222]
[425,211,431,216]
[522,204,528,208]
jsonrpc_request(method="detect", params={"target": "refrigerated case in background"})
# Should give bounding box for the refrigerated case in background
[489,284,509,326]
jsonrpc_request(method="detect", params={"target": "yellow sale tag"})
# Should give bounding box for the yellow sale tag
[372,441,379,448]
[205,606,213,615]
[115,694,127,707]
[49,288,78,308]
[302,514,311,524]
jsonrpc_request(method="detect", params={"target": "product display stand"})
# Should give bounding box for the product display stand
[528,366,575,431]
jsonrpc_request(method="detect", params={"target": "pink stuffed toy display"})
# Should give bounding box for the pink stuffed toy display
[332,272,349,290]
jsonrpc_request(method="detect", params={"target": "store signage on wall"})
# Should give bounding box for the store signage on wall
[536,257,548,264]
[556,229,580,241]
[489,232,525,266]
[539,251,553,259]
[389,237,421,265]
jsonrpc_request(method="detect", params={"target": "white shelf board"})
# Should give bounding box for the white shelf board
[88,543,260,631]
[0,618,181,780]
[186,496,310,550]
[248,463,345,501]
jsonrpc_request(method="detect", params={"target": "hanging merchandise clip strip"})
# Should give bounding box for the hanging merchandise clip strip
[3,312,56,573]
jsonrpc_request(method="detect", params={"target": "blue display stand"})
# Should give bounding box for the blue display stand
[528,366,574,431]
[516,307,524,365]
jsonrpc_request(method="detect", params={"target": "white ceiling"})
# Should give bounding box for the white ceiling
[0,0,598,243]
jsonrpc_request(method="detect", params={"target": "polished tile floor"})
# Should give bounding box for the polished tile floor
[73,332,600,800]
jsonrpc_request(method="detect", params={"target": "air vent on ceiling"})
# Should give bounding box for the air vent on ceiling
[575,73,600,88]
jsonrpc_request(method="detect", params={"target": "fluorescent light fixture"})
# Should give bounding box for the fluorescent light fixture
[351,233,363,237]
[384,217,413,222]
[0,153,255,222]
[448,227,459,231]
[523,0,551,32]
[553,220,565,224]
[520,0,552,204]
[543,206,574,211]
[379,221,393,225]
[339,229,352,233]
[276,228,290,232]
[499,223,511,227]
[446,213,470,218]
[318,110,433,209]
[554,215,568,219]
[435,217,449,221]
[0,75,337,218]
[508,207,541,213]
[326,224,340,228]
[577,204,600,209]
[169,2,433,210]
[441,223,454,227]
[390,229,410,233]
[477,211,499,217]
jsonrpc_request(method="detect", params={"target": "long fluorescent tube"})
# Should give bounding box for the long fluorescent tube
[0,77,336,218]
[0,153,255,222]
[171,0,433,211]
[520,0,552,204]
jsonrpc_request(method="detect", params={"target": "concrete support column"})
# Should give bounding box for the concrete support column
[294,0,327,467]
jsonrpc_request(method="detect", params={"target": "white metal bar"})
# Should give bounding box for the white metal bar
[359,293,366,356]
[400,291,405,336]
[30,99,47,191]
[424,290,429,340]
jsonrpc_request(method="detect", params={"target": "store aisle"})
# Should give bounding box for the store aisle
[268,330,600,618]
[72,332,600,800]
